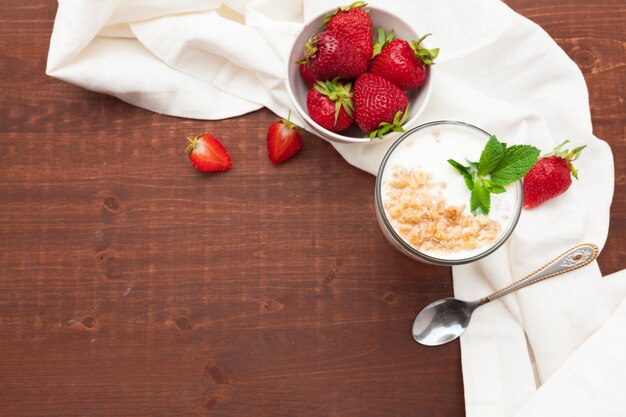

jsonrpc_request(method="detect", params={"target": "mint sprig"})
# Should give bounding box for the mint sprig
[448,159,473,190]
[448,135,540,216]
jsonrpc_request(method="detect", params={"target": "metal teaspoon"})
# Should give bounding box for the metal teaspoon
[412,243,599,346]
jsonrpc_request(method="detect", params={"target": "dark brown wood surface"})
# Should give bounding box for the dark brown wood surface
[0,1,624,416]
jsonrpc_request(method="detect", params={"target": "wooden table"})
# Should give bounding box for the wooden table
[1,1,624,416]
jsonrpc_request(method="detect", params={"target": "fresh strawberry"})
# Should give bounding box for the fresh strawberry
[296,30,368,81]
[267,111,303,165]
[369,30,439,90]
[186,133,232,172]
[299,63,315,87]
[353,73,410,138]
[523,141,586,208]
[307,78,354,132]
[323,1,373,61]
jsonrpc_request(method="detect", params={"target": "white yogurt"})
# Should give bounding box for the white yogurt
[379,122,520,261]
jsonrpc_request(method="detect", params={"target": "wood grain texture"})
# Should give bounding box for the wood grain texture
[0,0,623,416]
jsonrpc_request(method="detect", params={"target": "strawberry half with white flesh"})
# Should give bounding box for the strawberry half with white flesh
[267,111,303,165]
[186,133,232,172]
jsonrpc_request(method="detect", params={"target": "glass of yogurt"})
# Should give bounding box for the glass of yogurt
[375,121,522,265]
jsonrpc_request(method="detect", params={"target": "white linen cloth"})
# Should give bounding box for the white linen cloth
[47,0,625,415]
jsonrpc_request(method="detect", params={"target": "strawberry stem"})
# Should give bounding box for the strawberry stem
[185,136,198,155]
[410,34,439,65]
[280,110,303,132]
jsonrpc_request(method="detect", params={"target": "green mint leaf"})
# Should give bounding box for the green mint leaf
[448,136,539,217]
[478,135,505,176]
[490,145,540,185]
[483,180,506,194]
[470,181,491,216]
[448,159,474,190]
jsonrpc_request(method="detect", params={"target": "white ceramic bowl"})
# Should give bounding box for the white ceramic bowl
[285,6,434,144]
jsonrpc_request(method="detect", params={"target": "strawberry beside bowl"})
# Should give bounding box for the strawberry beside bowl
[286,5,435,144]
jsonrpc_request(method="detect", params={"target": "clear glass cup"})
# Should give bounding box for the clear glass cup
[375,121,522,266]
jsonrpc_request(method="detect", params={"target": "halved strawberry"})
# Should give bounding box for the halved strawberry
[186,133,232,172]
[267,111,303,165]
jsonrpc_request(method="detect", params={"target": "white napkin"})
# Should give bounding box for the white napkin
[47,0,624,415]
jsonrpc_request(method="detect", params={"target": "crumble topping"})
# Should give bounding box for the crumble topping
[383,166,502,254]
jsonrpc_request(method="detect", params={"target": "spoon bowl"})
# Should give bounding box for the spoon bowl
[412,243,599,346]
[412,298,481,346]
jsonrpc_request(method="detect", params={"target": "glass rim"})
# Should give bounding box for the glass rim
[375,120,523,266]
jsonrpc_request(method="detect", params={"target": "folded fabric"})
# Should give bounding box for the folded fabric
[514,269,626,417]
[47,1,622,415]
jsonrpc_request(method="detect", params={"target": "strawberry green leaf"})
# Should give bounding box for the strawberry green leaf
[314,80,327,95]
[410,34,439,65]
[379,124,393,135]
[543,140,570,158]
[392,109,402,125]
[478,135,505,176]
[367,106,409,140]
[372,27,395,58]
[569,145,586,161]
[567,145,586,179]
[398,105,410,124]
[341,100,353,118]
[295,35,319,64]
[315,78,354,125]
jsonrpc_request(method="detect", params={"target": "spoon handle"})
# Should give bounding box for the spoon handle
[481,243,599,304]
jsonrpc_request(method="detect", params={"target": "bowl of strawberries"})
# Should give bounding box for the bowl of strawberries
[286,1,438,144]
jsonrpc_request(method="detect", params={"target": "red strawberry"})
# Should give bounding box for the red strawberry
[299,63,315,87]
[296,30,367,81]
[523,141,586,208]
[267,111,303,165]
[323,1,373,61]
[353,73,410,138]
[186,133,232,172]
[369,30,439,91]
[307,78,354,132]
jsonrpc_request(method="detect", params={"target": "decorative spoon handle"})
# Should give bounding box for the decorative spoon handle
[481,243,599,304]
